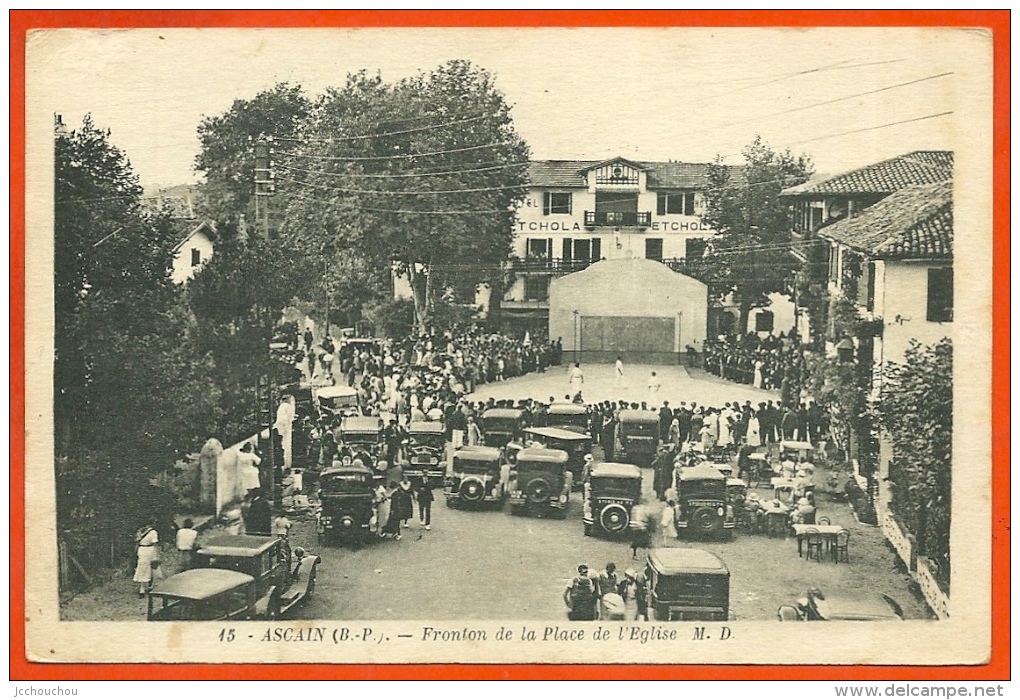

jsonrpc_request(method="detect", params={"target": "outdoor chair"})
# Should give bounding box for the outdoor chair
[832,528,851,563]
[817,515,831,526]
[804,527,825,561]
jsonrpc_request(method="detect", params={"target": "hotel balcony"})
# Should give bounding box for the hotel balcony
[510,257,598,275]
[583,211,652,229]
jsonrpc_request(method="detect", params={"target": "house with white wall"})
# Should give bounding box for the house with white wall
[170,221,216,284]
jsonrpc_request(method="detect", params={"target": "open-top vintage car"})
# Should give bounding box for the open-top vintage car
[672,464,736,539]
[645,548,730,621]
[480,408,526,449]
[147,569,257,621]
[543,403,590,435]
[445,445,506,508]
[507,446,572,518]
[402,421,447,487]
[583,462,643,538]
[780,587,904,621]
[339,415,385,472]
[316,463,377,545]
[618,409,661,467]
[181,534,319,619]
[509,426,592,481]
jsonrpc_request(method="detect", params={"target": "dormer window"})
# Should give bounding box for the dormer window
[593,162,639,186]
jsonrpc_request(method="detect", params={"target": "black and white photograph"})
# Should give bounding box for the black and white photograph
[24,25,993,665]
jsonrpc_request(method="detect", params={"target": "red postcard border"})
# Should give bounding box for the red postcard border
[9,9,1010,681]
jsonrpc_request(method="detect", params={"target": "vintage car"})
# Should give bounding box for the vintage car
[147,569,257,621]
[618,409,661,467]
[444,446,507,508]
[582,462,643,537]
[480,407,526,449]
[507,446,572,518]
[193,534,319,619]
[645,548,730,622]
[315,385,360,419]
[673,464,736,539]
[780,587,904,621]
[316,463,377,545]
[544,403,590,435]
[402,421,447,486]
[339,415,385,472]
[509,426,592,480]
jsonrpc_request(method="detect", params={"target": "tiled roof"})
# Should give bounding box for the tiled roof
[527,158,742,190]
[817,180,953,259]
[172,220,216,252]
[781,151,953,196]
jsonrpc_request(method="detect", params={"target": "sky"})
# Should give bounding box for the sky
[27,26,991,192]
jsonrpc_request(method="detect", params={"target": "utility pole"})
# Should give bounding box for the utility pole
[253,136,280,505]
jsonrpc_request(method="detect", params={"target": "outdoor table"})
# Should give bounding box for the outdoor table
[771,477,799,499]
[792,524,843,557]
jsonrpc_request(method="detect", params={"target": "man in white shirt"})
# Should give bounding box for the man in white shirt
[615,356,625,387]
[647,371,662,402]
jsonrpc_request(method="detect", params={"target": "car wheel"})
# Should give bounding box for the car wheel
[692,506,723,534]
[525,478,551,505]
[599,504,630,534]
[459,479,485,505]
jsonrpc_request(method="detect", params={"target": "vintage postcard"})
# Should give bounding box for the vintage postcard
[16,14,1005,676]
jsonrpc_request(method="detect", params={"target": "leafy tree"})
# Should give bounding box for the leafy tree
[702,136,813,332]
[194,83,311,233]
[280,61,530,331]
[55,116,222,539]
[877,338,953,582]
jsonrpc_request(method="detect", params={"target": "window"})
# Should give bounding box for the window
[526,238,551,259]
[543,192,572,215]
[524,276,549,301]
[656,192,696,216]
[190,248,201,266]
[645,238,663,261]
[926,267,953,322]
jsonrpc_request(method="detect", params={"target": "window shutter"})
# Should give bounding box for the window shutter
[591,238,601,261]
[562,238,573,262]
[567,193,572,215]
[547,238,553,259]
[543,192,550,216]
[684,193,695,216]
[656,193,666,216]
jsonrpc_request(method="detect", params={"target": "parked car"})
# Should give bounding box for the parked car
[618,409,661,467]
[147,569,257,621]
[402,421,447,487]
[192,534,319,619]
[480,408,526,449]
[315,385,360,419]
[544,403,590,435]
[510,426,592,480]
[583,462,643,537]
[507,446,571,518]
[339,415,385,472]
[781,587,905,621]
[445,446,507,508]
[316,463,377,545]
[672,464,736,540]
[645,548,730,621]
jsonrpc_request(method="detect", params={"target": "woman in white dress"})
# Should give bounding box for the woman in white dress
[568,363,585,400]
[747,410,762,447]
[753,360,764,389]
[660,502,678,545]
[133,522,160,597]
[373,482,391,538]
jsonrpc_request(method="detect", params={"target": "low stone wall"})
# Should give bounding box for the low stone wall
[916,557,950,619]
[881,510,916,572]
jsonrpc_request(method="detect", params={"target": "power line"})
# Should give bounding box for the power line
[278,175,527,197]
[288,189,511,216]
[718,71,954,129]
[276,161,528,180]
[275,113,497,143]
[787,111,955,148]
[276,141,509,163]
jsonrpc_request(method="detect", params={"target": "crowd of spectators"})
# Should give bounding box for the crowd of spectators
[702,331,807,391]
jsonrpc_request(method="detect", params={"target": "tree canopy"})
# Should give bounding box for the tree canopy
[702,136,813,332]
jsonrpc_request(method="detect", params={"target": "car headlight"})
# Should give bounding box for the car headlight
[717,507,725,516]
[560,494,568,504]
